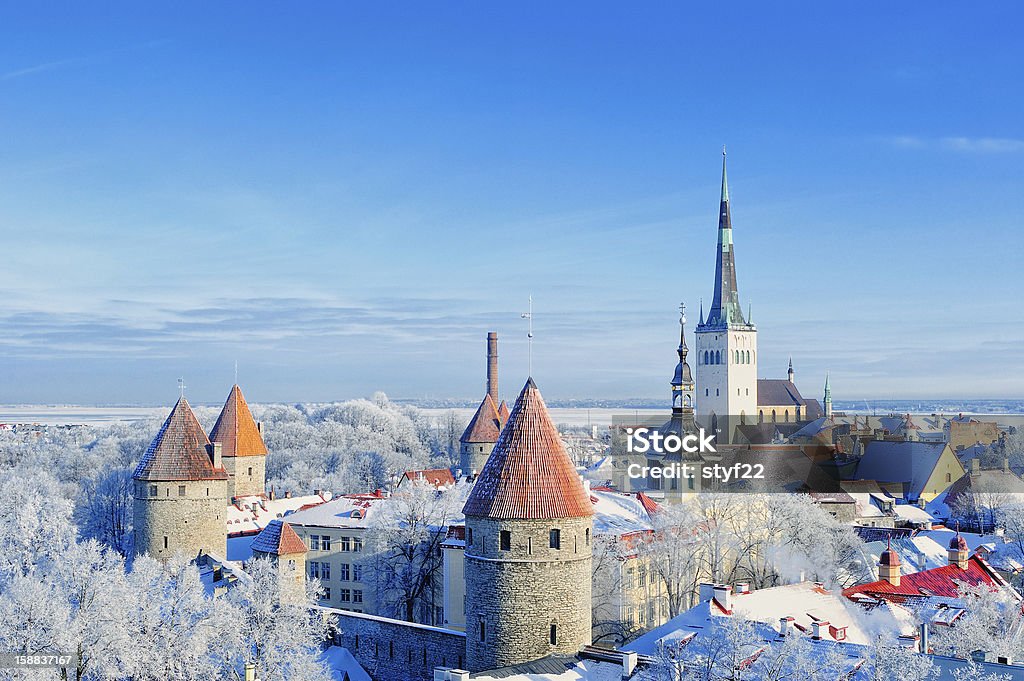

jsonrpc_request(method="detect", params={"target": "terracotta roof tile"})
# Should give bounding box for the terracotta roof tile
[251,520,307,556]
[463,378,593,520]
[497,399,510,424]
[460,393,502,443]
[133,398,229,482]
[401,468,456,488]
[209,384,268,458]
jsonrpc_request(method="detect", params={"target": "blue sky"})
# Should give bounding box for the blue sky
[0,3,1021,404]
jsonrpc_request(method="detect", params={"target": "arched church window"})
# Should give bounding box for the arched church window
[759,410,764,423]
[715,351,721,365]
[704,351,709,365]
[746,350,750,363]
[771,410,777,423]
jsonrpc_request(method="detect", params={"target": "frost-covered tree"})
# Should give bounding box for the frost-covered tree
[76,467,134,557]
[931,580,1024,661]
[367,480,467,623]
[862,633,938,681]
[223,556,331,681]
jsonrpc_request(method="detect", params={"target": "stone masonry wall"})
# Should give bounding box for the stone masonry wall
[459,441,494,477]
[133,479,228,558]
[325,608,467,681]
[464,515,592,672]
[223,454,266,499]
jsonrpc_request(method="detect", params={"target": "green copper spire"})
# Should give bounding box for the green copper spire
[721,146,729,203]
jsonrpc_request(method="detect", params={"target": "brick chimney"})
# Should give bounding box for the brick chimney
[778,616,794,638]
[209,442,223,469]
[713,584,733,614]
[487,332,499,405]
[811,620,829,640]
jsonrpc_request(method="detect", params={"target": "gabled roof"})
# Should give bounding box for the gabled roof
[854,441,956,499]
[463,378,593,520]
[251,520,307,556]
[400,468,456,488]
[842,555,1009,601]
[209,384,268,458]
[133,398,228,482]
[757,379,806,408]
[460,393,503,444]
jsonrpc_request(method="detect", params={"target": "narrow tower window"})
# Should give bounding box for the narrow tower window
[549,529,561,549]
[550,623,558,645]
[480,620,486,642]
[500,530,511,551]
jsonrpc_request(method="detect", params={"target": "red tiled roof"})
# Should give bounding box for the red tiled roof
[497,399,510,424]
[461,394,503,443]
[209,384,268,458]
[251,520,307,556]
[133,398,228,482]
[636,491,660,516]
[401,468,456,488]
[463,378,594,520]
[843,555,1003,601]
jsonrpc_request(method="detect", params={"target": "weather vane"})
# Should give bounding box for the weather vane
[679,301,686,325]
[521,295,534,376]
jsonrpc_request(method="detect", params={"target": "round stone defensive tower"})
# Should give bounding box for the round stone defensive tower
[133,397,229,559]
[209,384,268,500]
[463,378,594,673]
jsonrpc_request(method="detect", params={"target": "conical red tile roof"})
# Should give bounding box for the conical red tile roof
[209,384,268,458]
[463,378,593,520]
[251,520,307,556]
[133,398,228,482]
[460,393,502,444]
[497,399,510,424]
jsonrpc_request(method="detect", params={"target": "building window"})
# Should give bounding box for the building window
[309,563,320,579]
[585,528,590,545]
[550,623,558,645]
[625,567,635,589]
[339,589,351,603]
[310,535,321,551]
[352,537,362,552]
[340,537,351,552]
[178,485,186,497]
[772,410,777,423]
[163,536,168,549]
[339,563,350,581]
[322,535,332,551]
[353,564,363,582]
[353,589,363,604]
[467,528,473,546]
[206,487,209,496]
[639,565,647,587]
[528,537,533,555]
[248,466,253,476]
[716,389,720,397]
[480,621,486,642]
[549,529,561,549]
[148,484,157,497]
[321,562,330,580]
[322,587,331,600]
[500,530,511,551]
[704,351,709,365]
[715,350,721,364]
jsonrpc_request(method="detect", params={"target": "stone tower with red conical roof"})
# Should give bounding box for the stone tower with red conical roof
[462,378,594,672]
[132,397,229,559]
[459,332,508,476]
[209,384,268,499]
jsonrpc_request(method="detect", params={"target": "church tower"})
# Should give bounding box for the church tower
[695,149,758,431]
[459,332,509,476]
[133,397,229,559]
[824,373,833,419]
[463,378,594,672]
[209,384,268,500]
[670,304,697,432]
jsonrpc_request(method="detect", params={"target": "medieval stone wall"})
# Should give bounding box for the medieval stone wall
[458,442,494,477]
[325,608,467,681]
[464,515,592,672]
[223,454,266,499]
[133,479,228,558]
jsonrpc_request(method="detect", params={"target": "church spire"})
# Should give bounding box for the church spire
[702,148,748,329]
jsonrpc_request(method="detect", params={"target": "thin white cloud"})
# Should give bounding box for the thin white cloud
[887,135,1024,153]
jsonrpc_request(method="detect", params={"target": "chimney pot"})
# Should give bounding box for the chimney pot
[712,584,733,613]
[811,620,830,640]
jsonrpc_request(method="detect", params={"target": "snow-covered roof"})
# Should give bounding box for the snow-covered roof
[590,490,654,537]
[472,656,628,680]
[893,503,935,524]
[281,494,382,530]
[226,492,332,535]
[321,645,371,681]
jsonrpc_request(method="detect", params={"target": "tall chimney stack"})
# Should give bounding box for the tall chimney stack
[487,332,499,405]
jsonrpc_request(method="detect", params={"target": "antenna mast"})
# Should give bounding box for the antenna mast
[521,295,534,376]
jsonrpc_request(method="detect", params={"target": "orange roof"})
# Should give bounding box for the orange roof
[401,468,456,488]
[209,384,268,458]
[463,378,593,520]
[460,393,502,443]
[251,520,307,556]
[497,399,510,424]
[133,398,228,482]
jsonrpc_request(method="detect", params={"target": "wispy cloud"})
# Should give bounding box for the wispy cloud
[0,40,168,82]
[888,135,1024,153]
